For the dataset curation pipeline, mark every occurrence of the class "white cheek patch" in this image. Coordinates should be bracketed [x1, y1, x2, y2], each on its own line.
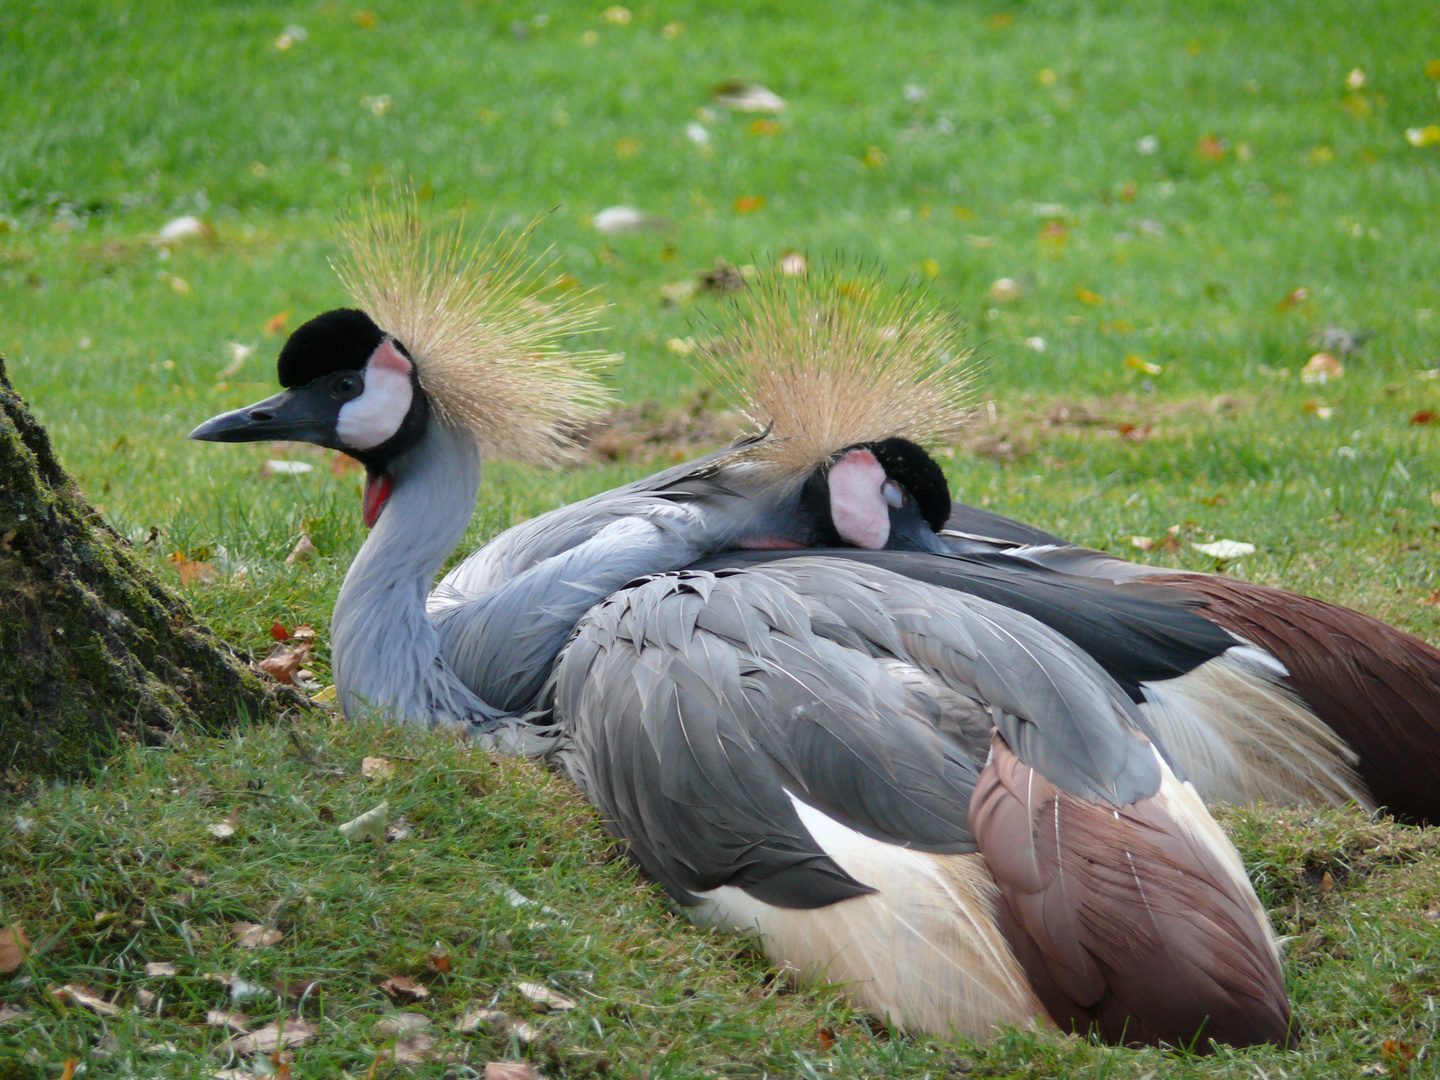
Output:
[336, 339, 414, 451]
[828, 449, 890, 550]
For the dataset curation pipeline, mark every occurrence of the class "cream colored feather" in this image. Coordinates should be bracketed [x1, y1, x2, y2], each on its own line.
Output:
[699, 263, 975, 478]
[332, 189, 615, 466]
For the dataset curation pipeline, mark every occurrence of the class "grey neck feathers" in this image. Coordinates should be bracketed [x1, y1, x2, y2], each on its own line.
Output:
[329, 420, 547, 749]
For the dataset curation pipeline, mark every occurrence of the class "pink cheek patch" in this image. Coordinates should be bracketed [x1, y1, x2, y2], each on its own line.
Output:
[828, 449, 890, 550]
[369, 338, 412, 376]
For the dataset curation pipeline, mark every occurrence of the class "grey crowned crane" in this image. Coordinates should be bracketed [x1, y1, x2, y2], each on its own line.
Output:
[692, 270, 1440, 826]
[191, 224, 1293, 1048]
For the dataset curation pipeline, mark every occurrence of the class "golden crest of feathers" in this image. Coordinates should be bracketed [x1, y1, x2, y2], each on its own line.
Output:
[699, 263, 974, 478]
[332, 189, 615, 466]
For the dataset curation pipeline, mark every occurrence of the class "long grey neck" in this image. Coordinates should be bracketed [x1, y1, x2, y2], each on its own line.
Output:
[329, 421, 544, 748]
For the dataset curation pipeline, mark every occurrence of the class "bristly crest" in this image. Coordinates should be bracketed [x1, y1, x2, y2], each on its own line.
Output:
[332, 187, 615, 466]
[698, 261, 974, 478]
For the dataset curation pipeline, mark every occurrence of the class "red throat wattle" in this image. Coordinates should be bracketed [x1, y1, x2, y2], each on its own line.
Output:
[362, 473, 394, 528]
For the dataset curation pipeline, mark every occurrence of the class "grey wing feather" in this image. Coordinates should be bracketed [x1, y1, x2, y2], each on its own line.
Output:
[548, 558, 1162, 912]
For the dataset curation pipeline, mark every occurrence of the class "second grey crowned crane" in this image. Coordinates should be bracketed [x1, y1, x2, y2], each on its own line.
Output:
[191, 222, 1293, 1048]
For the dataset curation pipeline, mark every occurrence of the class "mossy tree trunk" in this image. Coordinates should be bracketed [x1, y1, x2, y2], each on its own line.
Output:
[0, 355, 309, 786]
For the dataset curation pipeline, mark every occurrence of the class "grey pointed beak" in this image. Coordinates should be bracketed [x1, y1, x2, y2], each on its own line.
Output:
[887, 503, 951, 555]
[189, 386, 337, 445]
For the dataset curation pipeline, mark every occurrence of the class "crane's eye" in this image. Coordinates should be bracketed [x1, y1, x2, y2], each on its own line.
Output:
[882, 479, 905, 509]
[331, 373, 364, 401]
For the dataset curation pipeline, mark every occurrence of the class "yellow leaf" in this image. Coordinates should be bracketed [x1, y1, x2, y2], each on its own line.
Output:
[922, 258, 940, 278]
[863, 146, 888, 168]
[1301, 352, 1344, 383]
[603, 6, 632, 24]
[1308, 145, 1334, 165]
[1074, 286, 1103, 306]
[749, 118, 780, 136]
[353, 10, 377, 27]
[1037, 68, 1057, 87]
[615, 137, 640, 159]
[733, 195, 765, 214]
[1405, 125, 1440, 148]
[1426, 59, 1440, 81]
[1125, 353, 1162, 375]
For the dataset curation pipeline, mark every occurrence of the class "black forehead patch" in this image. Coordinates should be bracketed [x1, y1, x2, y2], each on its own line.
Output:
[276, 308, 385, 388]
[867, 437, 952, 532]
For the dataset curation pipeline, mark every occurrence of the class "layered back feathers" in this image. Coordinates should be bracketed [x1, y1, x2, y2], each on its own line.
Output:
[333, 189, 615, 466]
[699, 264, 975, 477]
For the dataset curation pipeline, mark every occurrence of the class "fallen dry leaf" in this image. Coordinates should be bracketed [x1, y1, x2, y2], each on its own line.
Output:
[1304, 400, 1335, 420]
[260, 460, 315, 478]
[592, 206, 666, 234]
[988, 277, 1024, 302]
[392, 1033, 437, 1064]
[158, 216, 214, 243]
[817, 1025, 837, 1050]
[1301, 352, 1344, 384]
[136, 989, 157, 1011]
[169, 553, 218, 587]
[485, 1064, 538, 1080]
[711, 79, 786, 112]
[271, 977, 321, 1003]
[259, 643, 311, 686]
[206, 1009, 253, 1035]
[361, 756, 395, 780]
[1125, 354, 1162, 376]
[231, 1016, 318, 1055]
[456, 1005, 510, 1033]
[516, 981, 576, 1011]
[779, 252, 807, 275]
[376, 1012, 431, 1036]
[426, 948, 453, 974]
[1074, 286, 1103, 306]
[232, 922, 283, 949]
[339, 802, 389, 843]
[144, 961, 179, 978]
[1196, 133, 1227, 160]
[1276, 286, 1310, 311]
[270, 620, 291, 641]
[0, 924, 29, 973]
[733, 195, 765, 214]
[1131, 536, 1156, 552]
[207, 821, 237, 839]
[52, 984, 121, 1016]
[1410, 409, 1438, 425]
[284, 534, 318, 566]
[1192, 539, 1256, 560]
[204, 971, 270, 1003]
[263, 310, 291, 336]
[1420, 591, 1440, 607]
[58, 1060, 77, 1080]
[379, 975, 430, 1000]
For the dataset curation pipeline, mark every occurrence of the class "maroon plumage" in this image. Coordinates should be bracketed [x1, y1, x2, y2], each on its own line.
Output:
[1153, 573, 1440, 824]
[970, 734, 1296, 1050]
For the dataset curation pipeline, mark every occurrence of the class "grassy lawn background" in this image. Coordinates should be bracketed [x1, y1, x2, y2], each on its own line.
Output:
[2, 0, 1438, 1076]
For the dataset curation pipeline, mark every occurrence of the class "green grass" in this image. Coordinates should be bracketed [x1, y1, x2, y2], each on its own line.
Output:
[2, 0, 1439, 1075]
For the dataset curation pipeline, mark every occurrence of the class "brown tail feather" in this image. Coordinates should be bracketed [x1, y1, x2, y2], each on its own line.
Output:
[1152, 573, 1440, 825]
[969, 734, 1296, 1050]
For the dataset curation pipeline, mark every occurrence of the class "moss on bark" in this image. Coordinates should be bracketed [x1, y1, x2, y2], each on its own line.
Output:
[0, 355, 310, 785]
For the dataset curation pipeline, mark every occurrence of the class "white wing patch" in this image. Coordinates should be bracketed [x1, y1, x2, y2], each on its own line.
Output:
[690, 792, 1044, 1039]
